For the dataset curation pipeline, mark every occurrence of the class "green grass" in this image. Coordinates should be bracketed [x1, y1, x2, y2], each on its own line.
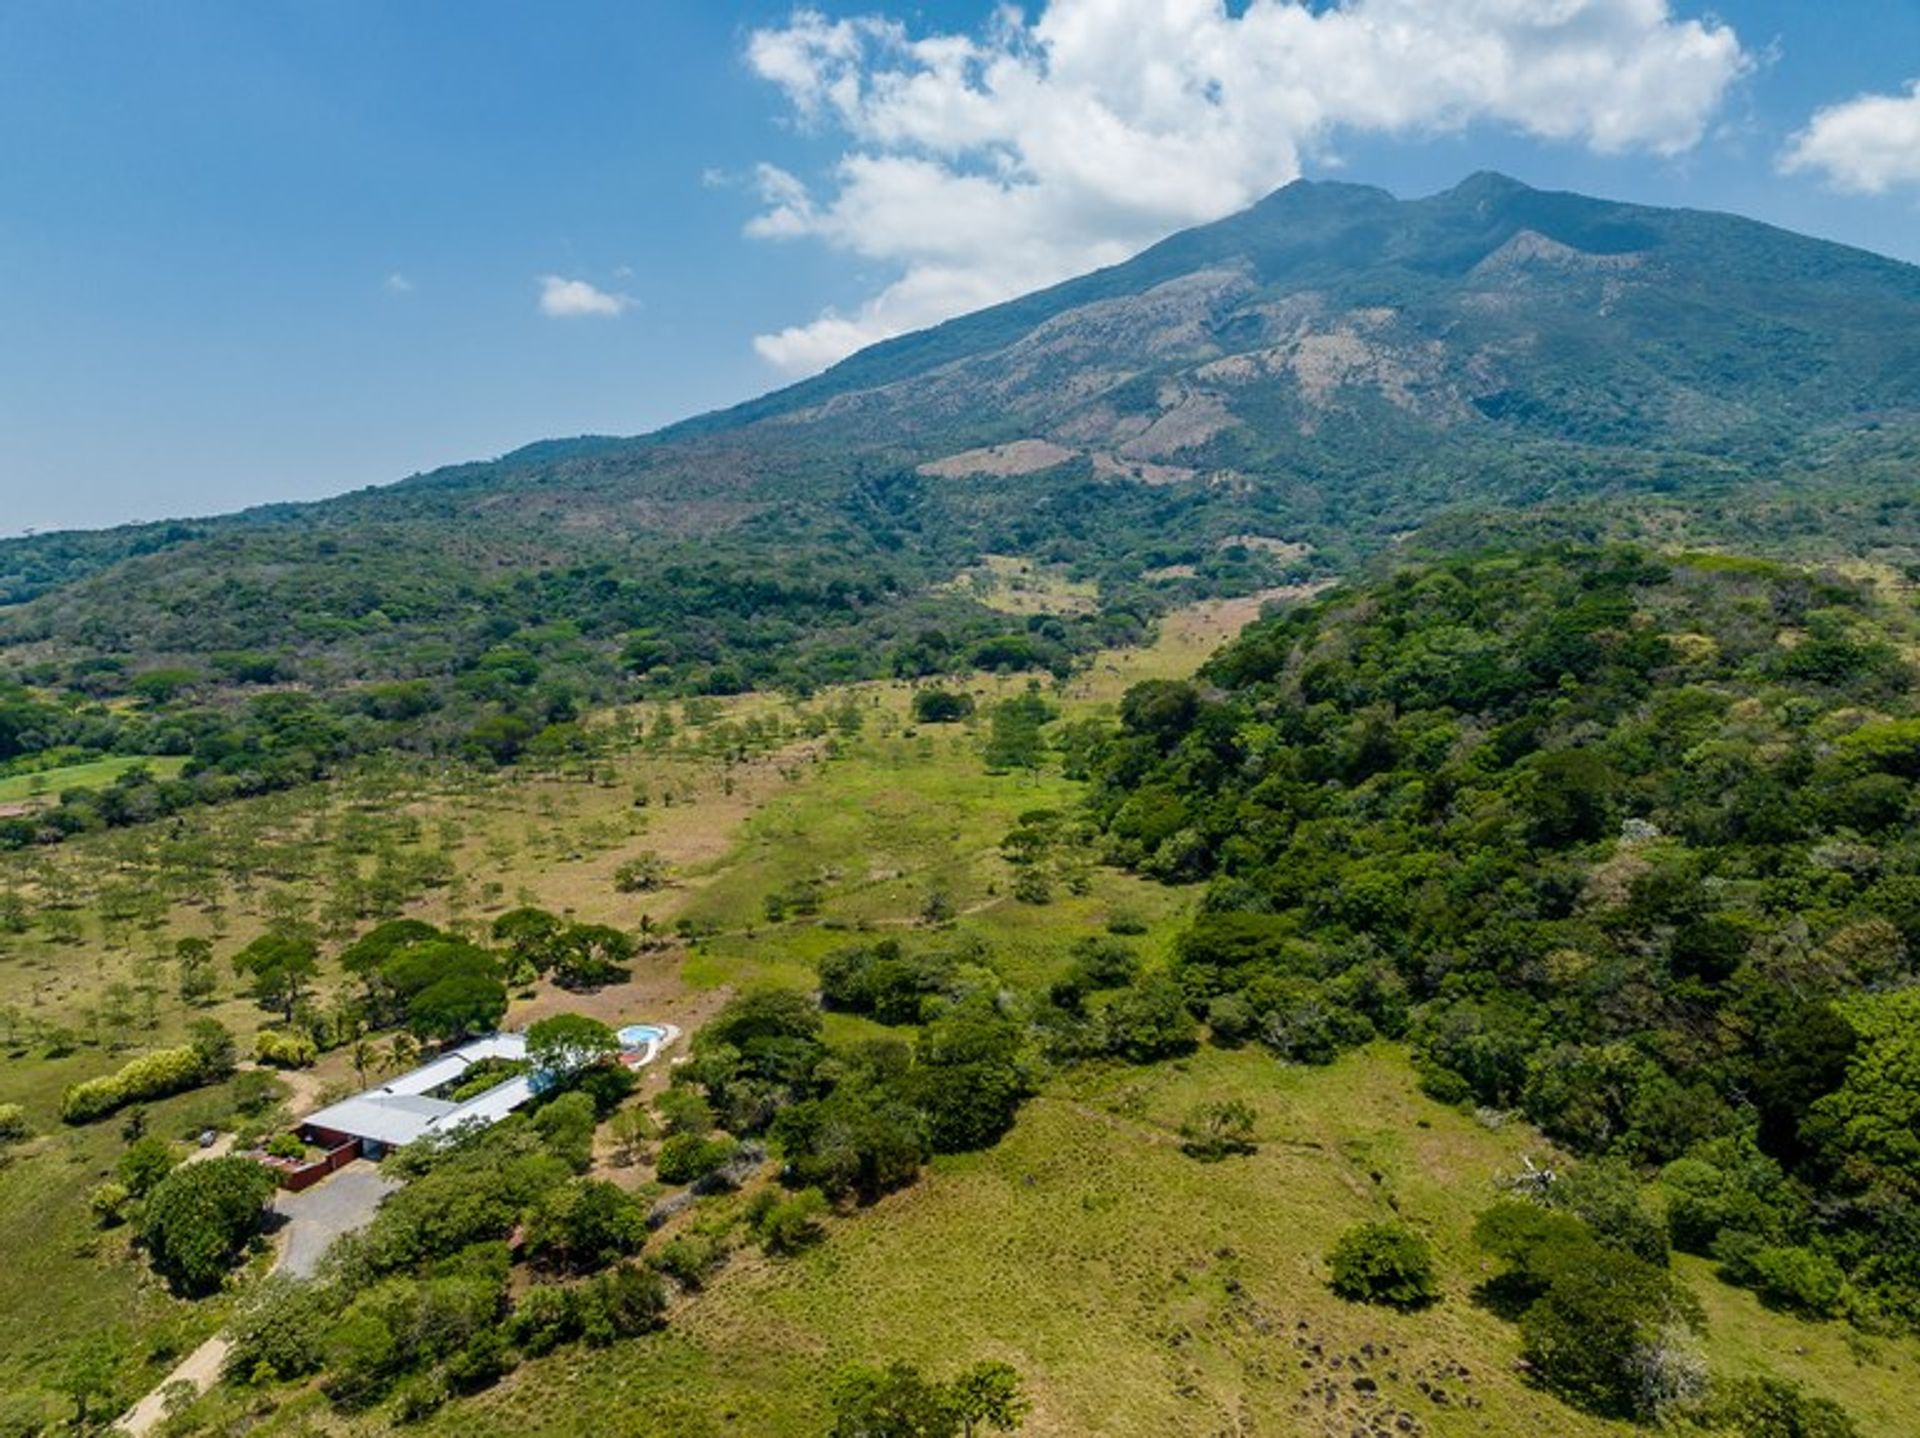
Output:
[0, 754, 187, 806]
[0, 1074, 249, 1428]
[426, 1044, 1920, 1438]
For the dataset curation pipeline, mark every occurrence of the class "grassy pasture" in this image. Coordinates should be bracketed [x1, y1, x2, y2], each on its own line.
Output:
[0, 754, 188, 807]
[428, 1044, 1920, 1438]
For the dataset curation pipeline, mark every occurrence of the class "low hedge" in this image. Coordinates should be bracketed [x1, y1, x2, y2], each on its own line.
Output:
[255, 1030, 319, 1069]
[60, 1045, 208, 1123]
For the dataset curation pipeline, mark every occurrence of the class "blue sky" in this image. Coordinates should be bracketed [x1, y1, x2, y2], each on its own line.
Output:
[2, 0, 1918, 535]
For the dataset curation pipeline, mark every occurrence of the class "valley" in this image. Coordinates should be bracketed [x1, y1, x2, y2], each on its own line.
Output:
[3, 574, 1916, 1436]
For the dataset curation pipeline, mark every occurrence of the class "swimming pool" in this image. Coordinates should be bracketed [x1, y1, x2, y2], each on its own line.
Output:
[617, 1023, 668, 1049]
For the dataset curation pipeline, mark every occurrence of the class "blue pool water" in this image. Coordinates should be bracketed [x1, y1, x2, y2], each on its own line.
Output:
[617, 1023, 667, 1049]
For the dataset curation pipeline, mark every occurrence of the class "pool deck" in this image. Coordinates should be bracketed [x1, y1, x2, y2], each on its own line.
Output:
[617, 1023, 682, 1069]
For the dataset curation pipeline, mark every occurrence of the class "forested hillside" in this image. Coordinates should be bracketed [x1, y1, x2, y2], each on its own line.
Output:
[6, 175, 1920, 841]
[1085, 548, 1920, 1327]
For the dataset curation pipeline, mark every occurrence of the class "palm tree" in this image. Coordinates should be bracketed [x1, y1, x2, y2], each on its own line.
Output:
[384, 1032, 419, 1077]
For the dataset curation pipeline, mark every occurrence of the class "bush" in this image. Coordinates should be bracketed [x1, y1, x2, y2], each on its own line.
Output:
[613, 853, 671, 893]
[118, 1134, 181, 1196]
[61, 1045, 207, 1123]
[652, 1232, 725, 1290]
[506, 1284, 578, 1357]
[224, 1275, 333, 1384]
[255, 1029, 319, 1069]
[0, 1103, 30, 1144]
[1178, 1099, 1256, 1161]
[911, 688, 975, 724]
[575, 1263, 667, 1345]
[655, 1087, 714, 1136]
[1745, 1245, 1850, 1318]
[655, 1133, 738, 1186]
[229, 1068, 284, 1116]
[88, 1181, 132, 1227]
[1701, 1375, 1860, 1438]
[1327, 1221, 1440, 1309]
[1102, 973, 1197, 1063]
[521, 1179, 648, 1273]
[747, 1186, 829, 1255]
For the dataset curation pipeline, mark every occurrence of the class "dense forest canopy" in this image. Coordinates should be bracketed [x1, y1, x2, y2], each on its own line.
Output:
[1086, 547, 1920, 1321]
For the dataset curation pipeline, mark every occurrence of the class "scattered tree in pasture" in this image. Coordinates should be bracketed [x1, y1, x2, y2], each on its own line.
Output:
[1327, 1221, 1440, 1310]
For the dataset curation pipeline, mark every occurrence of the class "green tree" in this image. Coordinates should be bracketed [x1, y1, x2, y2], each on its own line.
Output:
[118, 1133, 180, 1197]
[1702, 1375, 1860, 1438]
[526, 1013, 620, 1081]
[549, 923, 636, 990]
[522, 1178, 648, 1273]
[830, 1362, 960, 1438]
[137, 1155, 278, 1294]
[911, 688, 975, 724]
[1327, 1221, 1440, 1309]
[231, 933, 319, 1022]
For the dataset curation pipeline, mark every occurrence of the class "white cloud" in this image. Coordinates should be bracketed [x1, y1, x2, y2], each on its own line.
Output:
[536, 274, 632, 318]
[744, 0, 1751, 374]
[385, 272, 415, 294]
[1781, 80, 1920, 193]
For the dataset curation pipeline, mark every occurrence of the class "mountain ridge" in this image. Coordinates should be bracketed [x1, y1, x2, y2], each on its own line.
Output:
[5, 170, 1920, 704]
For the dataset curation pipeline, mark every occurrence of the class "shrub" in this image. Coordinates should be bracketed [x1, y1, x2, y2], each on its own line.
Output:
[1701, 1375, 1860, 1438]
[575, 1263, 667, 1345]
[229, 1068, 283, 1116]
[613, 852, 671, 892]
[1178, 1099, 1257, 1161]
[224, 1275, 333, 1383]
[88, 1181, 132, 1227]
[1327, 1221, 1440, 1309]
[185, 1018, 238, 1078]
[255, 1029, 319, 1069]
[747, 1186, 829, 1255]
[910, 688, 975, 724]
[118, 1134, 181, 1196]
[654, 1087, 714, 1136]
[506, 1284, 578, 1357]
[531, 1091, 598, 1172]
[652, 1232, 725, 1290]
[60, 1045, 206, 1123]
[0, 1103, 30, 1144]
[1745, 1245, 1850, 1318]
[521, 1179, 648, 1273]
[1102, 973, 1197, 1063]
[655, 1133, 738, 1186]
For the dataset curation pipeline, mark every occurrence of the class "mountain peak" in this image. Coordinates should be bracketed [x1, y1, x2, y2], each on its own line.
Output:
[1445, 170, 1534, 200]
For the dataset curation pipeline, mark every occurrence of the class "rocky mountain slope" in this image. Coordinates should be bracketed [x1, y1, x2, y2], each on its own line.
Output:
[4, 172, 1919, 689]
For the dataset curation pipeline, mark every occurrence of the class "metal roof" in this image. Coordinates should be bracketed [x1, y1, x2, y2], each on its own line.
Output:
[300, 1032, 534, 1146]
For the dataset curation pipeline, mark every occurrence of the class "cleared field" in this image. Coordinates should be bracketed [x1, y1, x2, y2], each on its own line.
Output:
[0, 754, 187, 806]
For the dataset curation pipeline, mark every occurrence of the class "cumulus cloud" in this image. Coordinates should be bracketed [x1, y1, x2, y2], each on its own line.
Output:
[743, 0, 1750, 374]
[1781, 80, 1920, 193]
[385, 272, 415, 294]
[536, 274, 632, 318]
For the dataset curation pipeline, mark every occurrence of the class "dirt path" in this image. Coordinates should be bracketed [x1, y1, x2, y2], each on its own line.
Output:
[114, 1334, 230, 1436]
[113, 1165, 396, 1433]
